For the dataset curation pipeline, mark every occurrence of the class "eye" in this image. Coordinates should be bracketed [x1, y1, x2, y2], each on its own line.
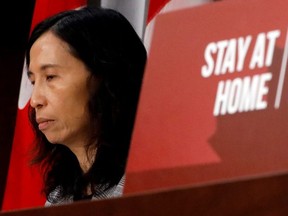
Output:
[46, 75, 55, 81]
[27, 71, 35, 85]
[28, 77, 35, 85]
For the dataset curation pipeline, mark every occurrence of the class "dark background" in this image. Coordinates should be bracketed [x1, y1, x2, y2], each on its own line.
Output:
[0, 0, 35, 208]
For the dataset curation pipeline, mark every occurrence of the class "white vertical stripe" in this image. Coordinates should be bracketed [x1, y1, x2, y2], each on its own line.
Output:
[18, 61, 33, 109]
[274, 28, 288, 109]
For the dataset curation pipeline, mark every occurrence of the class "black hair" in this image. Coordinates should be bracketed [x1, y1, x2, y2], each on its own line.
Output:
[26, 6, 147, 202]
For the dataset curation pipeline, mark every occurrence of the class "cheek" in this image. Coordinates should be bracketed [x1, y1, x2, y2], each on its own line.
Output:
[49, 76, 93, 136]
[54, 84, 90, 116]
[58, 91, 91, 128]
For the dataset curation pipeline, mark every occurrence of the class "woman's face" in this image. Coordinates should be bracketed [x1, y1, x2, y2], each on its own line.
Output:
[28, 31, 95, 149]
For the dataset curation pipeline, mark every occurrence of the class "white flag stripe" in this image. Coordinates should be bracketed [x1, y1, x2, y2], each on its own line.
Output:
[18, 61, 33, 110]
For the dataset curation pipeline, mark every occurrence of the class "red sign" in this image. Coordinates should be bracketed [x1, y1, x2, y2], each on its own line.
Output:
[125, 0, 288, 194]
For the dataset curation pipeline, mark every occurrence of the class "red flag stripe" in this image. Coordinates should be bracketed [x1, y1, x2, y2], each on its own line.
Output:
[147, 0, 170, 24]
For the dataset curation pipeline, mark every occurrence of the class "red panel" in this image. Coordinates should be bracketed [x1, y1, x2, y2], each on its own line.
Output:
[125, 0, 288, 194]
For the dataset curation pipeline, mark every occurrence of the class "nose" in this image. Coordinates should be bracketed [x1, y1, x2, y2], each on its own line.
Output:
[30, 82, 46, 109]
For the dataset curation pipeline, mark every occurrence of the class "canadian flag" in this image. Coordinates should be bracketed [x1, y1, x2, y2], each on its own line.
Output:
[2, 0, 86, 211]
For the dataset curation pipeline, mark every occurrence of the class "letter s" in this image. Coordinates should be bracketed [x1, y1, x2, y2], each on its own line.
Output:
[201, 42, 216, 78]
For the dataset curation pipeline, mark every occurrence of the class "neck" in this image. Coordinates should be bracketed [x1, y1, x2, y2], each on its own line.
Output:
[69, 144, 97, 173]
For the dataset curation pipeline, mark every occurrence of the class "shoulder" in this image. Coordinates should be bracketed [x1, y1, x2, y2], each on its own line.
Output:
[45, 186, 73, 207]
[92, 175, 125, 200]
[45, 176, 126, 206]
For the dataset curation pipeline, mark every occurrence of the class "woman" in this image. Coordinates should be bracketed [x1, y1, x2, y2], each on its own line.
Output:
[26, 6, 147, 205]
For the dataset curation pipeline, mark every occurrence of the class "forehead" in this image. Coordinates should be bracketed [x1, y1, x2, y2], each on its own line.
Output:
[29, 31, 72, 69]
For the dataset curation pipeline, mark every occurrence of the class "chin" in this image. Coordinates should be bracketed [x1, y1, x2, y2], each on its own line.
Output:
[46, 139, 59, 144]
[45, 135, 62, 144]
[43, 131, 63, 144]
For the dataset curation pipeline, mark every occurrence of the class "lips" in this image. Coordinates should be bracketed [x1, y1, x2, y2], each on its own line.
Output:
[36, 118, 54, 130]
